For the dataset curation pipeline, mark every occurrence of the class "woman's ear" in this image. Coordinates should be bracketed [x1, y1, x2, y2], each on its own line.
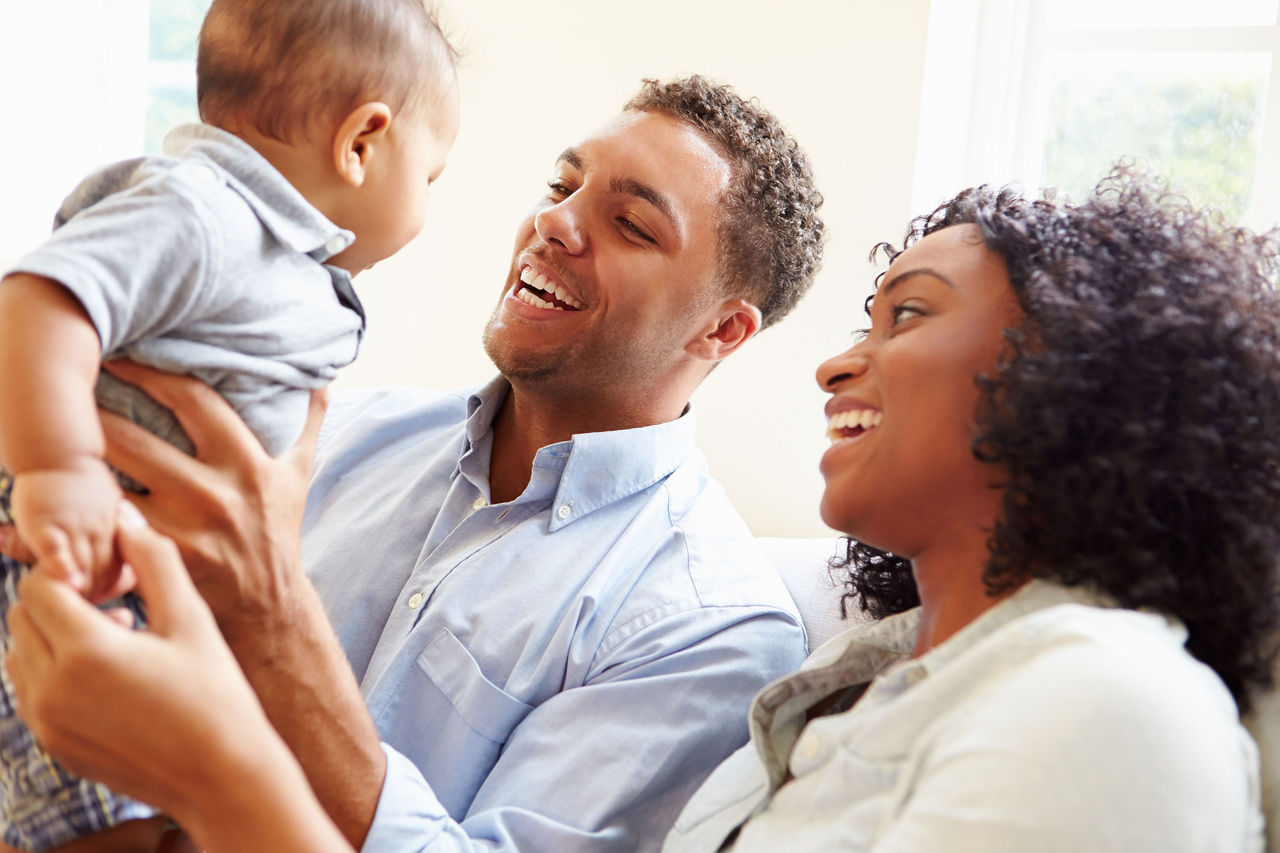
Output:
[685, 298, 763, 363]
[332, 102, 392, 187]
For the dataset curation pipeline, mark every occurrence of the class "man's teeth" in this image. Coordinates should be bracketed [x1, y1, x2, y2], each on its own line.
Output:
[826, 409, 883, 443]
[517, 287, 563, 310]
[518, 266, 584, 309]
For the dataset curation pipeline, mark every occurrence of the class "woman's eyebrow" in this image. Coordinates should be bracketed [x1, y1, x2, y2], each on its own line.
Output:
[880, 267, 956, 295]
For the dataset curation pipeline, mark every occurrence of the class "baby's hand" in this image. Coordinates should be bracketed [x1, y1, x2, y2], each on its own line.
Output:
[10, 459, 123, 598]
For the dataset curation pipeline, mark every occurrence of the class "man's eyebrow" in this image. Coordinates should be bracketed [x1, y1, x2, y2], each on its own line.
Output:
[556, 147, 584, 170]
[880, 267, 956, 295]
[610, 177, 677, 228]
[553, 146, 677, 229]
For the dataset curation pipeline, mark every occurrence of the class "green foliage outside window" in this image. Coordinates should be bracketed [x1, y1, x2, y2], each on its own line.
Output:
[149, 0, 210, 62]
[1042, 61, 1266, 221]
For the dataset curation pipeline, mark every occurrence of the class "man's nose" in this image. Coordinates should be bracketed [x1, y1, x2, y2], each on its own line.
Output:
[534, 198, 588, 255]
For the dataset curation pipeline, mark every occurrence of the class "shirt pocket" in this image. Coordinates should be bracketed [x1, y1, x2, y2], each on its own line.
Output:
[416, 628, 532, 742]
[374, 627, 533, 819]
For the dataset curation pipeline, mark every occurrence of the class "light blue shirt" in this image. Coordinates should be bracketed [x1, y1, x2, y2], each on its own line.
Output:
[302, 379, 809, 852]
[664, 580, 1264, 852]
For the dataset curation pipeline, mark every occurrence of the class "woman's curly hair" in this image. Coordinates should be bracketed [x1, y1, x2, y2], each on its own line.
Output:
[838, 167, 1280, 711]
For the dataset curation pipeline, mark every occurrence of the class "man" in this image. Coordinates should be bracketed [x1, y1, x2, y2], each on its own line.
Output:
[4, 76, 825, 852]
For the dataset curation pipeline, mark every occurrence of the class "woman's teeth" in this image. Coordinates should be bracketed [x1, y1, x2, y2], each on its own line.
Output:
[826, 409, 882, 443]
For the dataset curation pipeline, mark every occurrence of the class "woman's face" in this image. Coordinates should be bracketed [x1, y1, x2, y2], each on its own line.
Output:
[815, 224, 1021, 557]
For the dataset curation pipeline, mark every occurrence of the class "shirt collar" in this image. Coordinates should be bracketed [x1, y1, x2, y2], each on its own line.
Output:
[161, 123, 355, 262]
[457, 377, 699, 529]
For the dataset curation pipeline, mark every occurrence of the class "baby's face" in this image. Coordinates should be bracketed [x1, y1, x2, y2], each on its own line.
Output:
[349, 79, 460, 271]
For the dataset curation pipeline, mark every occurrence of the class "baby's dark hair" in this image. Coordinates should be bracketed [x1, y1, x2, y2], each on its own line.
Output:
[624, 76, 824, 330]
[838, 167, 1280, 711]
[198, 0, 456, 143]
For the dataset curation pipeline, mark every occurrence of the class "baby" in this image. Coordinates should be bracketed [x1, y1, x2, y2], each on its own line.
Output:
[0, 0, 458, 850]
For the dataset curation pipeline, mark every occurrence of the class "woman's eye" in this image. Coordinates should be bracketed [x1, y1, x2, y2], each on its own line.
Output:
[852, 327, 870, 343]
[891, 304, 925, 325]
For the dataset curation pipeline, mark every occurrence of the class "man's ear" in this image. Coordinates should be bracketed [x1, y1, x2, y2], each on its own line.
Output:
[333, 102, 393, 188]
[685, 298, 762, 363]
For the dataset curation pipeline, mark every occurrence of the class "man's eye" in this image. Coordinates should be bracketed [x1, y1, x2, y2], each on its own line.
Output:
[619, 217, 655, 243]
[547, 180, 572, 197]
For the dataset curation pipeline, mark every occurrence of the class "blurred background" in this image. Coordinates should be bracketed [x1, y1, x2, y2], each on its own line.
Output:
[1, 0, 1277, 536]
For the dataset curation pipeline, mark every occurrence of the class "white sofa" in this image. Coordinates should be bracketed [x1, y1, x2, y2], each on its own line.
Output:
[758, 535, 1279, 851]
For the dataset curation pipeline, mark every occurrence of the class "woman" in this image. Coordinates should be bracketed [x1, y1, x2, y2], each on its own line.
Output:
[664, 170, 1280, 850]
[7, 169, 1280, 852]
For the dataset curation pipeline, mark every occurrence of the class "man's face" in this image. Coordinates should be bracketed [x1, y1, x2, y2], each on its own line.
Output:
[482, 110, 732, 401]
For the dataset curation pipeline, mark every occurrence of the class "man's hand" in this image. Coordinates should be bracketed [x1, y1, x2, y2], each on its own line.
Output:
[94, 360, 325, 645]
[84, 361, 385, 847]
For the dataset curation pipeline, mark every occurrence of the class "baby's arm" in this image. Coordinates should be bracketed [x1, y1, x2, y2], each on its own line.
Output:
[0, 272, 120, 590]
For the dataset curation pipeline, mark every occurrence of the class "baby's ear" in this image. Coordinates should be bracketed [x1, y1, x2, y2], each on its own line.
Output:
[332, 102, 392, 187]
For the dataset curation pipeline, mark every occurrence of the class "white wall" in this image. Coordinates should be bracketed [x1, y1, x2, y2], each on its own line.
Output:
[342, 0, 932, 536]
[0, 0, 933, 537]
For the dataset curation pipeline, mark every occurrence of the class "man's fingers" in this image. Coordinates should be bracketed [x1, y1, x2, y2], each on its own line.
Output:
[102, 360, 260, 460]
[100, 410, 193, 494]
[0, 525, 36, 564]
[287, 388, 329, 477]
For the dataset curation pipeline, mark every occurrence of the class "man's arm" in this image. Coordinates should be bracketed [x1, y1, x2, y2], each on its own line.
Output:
[93, 361, 386, 848]
[58, 362, 805, 852]
[373, 609, 806, 851]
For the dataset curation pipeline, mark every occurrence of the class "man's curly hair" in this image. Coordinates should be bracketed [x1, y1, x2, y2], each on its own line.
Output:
[838, 167, 1280, 711]
[624, 76, 825, 329]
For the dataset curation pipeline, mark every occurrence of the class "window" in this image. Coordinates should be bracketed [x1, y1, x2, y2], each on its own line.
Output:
[0, 0, 208, 267]
[145, 0, 209, 152]
[913, 0, 1280, 230]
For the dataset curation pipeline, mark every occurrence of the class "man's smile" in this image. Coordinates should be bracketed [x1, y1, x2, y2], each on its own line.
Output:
[516, 264, 584, 311]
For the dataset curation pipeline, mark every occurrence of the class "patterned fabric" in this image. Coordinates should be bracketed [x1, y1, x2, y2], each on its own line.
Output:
[0, 475, 155, 850]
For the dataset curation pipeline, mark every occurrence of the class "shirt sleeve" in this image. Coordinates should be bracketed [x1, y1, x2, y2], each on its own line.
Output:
[6, 166, 219, 354]
[364, 607, 807, 853]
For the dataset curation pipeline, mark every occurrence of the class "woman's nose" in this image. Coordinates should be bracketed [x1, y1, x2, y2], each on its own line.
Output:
[816, 346, 870, 390]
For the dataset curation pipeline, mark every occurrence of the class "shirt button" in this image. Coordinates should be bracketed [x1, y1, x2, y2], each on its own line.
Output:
[407, 592, 424, 610]
[472, 497, 488, 510]
[324, 235, 347, 255]
[556, 504, 571, 519]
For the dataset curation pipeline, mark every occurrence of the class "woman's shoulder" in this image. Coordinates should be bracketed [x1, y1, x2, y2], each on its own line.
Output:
[982, 597, 1240, 723]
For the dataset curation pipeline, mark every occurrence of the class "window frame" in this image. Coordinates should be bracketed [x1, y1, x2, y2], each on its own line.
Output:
[911, 0, 1280, 230]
